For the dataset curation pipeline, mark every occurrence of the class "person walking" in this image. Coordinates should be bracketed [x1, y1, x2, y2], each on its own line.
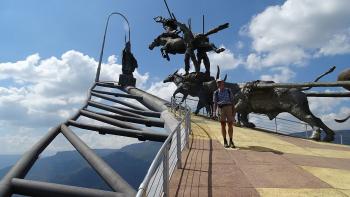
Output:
[213, 79, 235, 148]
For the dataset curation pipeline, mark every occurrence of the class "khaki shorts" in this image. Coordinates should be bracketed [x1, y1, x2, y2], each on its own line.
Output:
[219, 105, 234, 123]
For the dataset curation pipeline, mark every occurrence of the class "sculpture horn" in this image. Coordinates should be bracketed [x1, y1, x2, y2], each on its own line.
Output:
[216, 65, 220, 80]
[335, 114, 350, 123]
[223, 74, 227, 81]
[302, 66, 336, 91]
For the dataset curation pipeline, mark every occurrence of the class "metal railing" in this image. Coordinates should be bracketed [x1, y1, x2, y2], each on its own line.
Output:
[0, 81, 172, 197]
[248, 114, 309, 136]
[136, 97, 191, 197]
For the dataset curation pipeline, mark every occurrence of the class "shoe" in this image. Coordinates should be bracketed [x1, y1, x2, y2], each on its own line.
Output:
[229, 141, 236, 148]
[224, 142, 229, 148]
[224, 139, 229, 148]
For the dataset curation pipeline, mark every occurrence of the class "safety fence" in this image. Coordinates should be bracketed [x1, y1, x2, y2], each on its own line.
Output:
[136, 98, 191, 197]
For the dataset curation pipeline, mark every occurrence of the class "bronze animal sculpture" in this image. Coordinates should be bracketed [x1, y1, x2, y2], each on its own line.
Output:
[237, 81, 334, 142]
[163, 66, 223, 115]
[149, 36, 186, 60]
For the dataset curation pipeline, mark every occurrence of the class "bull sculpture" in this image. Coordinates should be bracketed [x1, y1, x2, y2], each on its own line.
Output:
[163, 66, 225, 116]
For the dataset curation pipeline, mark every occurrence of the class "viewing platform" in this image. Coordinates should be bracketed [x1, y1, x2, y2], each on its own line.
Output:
[169, 115, 350, 197]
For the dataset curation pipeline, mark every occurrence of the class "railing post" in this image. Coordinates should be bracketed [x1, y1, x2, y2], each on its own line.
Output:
[186, 111, 190, 148]
[176, 125, 182, 169]
[274, 118, 278, 133]
[305, 124, 308, 138]
[340, 135, 343, 145]
[162, 143, 169, 197]
[170, 97, 173, 113]
[188, 110, 191, 135]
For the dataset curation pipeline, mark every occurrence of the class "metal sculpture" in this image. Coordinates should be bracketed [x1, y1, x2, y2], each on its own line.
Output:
[236, 81, 335, 142]
[337, 68, 350, 90]
[149, 0, 228, 75]
[95, 12, 131, 82]
[163, 66, 224, 115]
[119, 41, 138, 87]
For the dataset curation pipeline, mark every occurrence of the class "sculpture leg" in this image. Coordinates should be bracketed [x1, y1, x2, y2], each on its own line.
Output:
[180, 94, 188, 104]
[240, 112, 255, 128]
[235, 113, 242, 127]
[161, 47, 170, 61]
[195, 101, 204, 115]
[190, 52, 200, 73]
[172, 87, 183, 100]
[290, 109, 334, 142]
[196, 51, 203, 67]
[184, 54, 190, 75]
[202, 52, 210, 76]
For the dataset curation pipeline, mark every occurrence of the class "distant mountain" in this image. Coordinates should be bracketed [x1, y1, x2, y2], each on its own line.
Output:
[0, 154, 22, 169]
[290, 130, 350, 145]
[0, 141, 162, 192]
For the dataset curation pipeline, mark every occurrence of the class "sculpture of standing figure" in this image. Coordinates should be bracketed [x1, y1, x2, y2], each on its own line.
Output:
[119, 41, 138, 87]
[122, 41, 138, 76]
[175, 21, 200, 75]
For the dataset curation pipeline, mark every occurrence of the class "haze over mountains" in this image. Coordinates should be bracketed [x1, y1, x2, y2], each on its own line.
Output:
[0, 141, 161, 190]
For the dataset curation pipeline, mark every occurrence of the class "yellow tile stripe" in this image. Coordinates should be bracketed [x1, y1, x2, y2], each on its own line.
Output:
[257, 188, 348, 197]
[301, 166, 350, 190]
[190, 115, 350, 159]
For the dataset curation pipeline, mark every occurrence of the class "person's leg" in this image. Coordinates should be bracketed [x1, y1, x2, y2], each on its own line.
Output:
[220, 107, 229, 147]
[228, 122, 235, 148]
[221, 121, 227, 146]
[226, 106, 235, 148]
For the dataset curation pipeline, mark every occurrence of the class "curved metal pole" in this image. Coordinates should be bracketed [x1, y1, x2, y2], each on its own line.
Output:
[95, 12, 131, 82]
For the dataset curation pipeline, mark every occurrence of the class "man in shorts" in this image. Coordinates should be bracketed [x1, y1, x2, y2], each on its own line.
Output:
[213, 79, 235, 148]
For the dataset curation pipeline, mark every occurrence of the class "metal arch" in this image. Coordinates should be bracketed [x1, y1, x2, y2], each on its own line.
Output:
[95, 12, 131, 82]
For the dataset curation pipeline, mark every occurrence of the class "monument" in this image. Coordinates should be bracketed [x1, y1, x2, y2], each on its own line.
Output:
[119, 41, 138, 87]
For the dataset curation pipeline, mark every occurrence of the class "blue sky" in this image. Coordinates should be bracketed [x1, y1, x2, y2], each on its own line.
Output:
[1, 0, 350, 154]
[0, 0, 283, 81]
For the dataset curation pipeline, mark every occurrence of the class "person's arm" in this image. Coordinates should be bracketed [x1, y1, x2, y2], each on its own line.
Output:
[213, 91, 218, 117]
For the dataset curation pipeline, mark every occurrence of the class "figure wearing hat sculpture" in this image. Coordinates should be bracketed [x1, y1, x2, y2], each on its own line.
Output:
[119, 41, 138, 87]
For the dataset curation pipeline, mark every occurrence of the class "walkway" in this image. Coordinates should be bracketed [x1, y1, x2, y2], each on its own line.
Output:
[169, 115, 350, 197]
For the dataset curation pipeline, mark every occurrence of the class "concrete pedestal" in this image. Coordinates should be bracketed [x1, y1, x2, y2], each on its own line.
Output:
[118, 74, 136, 87]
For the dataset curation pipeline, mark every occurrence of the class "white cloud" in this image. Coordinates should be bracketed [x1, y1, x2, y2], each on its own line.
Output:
[319, 107, 350, 130]
[318, 30, 350, 56]
[245, 0, 350, 69]
[260, 67, 296, 82]
[305, 89, 350, 130]
[0, 50, 149, 154]
[147, 81, 177, 101]
[205, 46, 242, 73]
[308, 89, 346, 114]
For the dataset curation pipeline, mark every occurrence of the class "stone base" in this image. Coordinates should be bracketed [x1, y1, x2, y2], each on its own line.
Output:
[118, 74, 136, 87]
